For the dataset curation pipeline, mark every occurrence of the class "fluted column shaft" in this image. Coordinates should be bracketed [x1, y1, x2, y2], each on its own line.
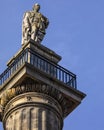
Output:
[2, 88, 63, 130]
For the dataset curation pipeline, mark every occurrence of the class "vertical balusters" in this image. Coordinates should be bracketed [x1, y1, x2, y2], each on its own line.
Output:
[0, 48, 77, 89]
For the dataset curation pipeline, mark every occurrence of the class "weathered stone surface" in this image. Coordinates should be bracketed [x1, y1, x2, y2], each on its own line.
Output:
[7, 41, 61, 67]
[21, 3, 49, 45]
[0, 72, 85, 130]
[3, 89, 63, 130]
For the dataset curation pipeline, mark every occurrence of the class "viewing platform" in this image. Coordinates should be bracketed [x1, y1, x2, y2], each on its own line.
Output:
[0, 42, 77, 90]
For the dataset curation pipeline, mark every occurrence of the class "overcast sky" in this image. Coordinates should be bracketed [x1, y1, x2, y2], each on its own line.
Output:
[0, 0, 104, 130]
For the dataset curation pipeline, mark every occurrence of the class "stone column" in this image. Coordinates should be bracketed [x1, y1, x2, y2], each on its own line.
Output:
[0, 80, 63, 130]
[0, 42, 86, 130]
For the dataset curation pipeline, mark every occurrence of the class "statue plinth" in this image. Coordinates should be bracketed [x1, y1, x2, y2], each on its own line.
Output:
[7, 40, 61, 67]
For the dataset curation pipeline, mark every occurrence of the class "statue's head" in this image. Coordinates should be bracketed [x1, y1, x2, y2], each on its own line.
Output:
[33, 3, 40, 12]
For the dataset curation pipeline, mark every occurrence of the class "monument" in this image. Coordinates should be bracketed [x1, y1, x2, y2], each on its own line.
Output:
[0, 3, 86, 130]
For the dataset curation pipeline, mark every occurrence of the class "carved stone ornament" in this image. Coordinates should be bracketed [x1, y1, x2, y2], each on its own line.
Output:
[0, 80, 74, 120]
[21, 3, 49, 45]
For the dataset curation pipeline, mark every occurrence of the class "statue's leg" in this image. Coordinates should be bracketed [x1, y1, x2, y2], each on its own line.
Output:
[31, 26, 37, 41]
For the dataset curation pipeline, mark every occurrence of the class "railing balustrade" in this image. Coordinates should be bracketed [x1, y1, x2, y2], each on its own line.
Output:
[0, 48, 77, 89]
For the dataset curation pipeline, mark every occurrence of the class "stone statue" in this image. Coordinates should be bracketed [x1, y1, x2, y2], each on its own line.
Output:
[22, 3, 49, 45]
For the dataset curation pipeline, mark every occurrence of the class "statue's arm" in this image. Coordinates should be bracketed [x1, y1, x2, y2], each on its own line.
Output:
[41, 15, 49, 28]
[22, 12, 31, 29]
[22, 12, 31, 44]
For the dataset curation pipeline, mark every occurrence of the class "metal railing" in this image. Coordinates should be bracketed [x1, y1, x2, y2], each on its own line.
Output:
[0, 49, 28, 86]
[0, 48, 77, 89]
